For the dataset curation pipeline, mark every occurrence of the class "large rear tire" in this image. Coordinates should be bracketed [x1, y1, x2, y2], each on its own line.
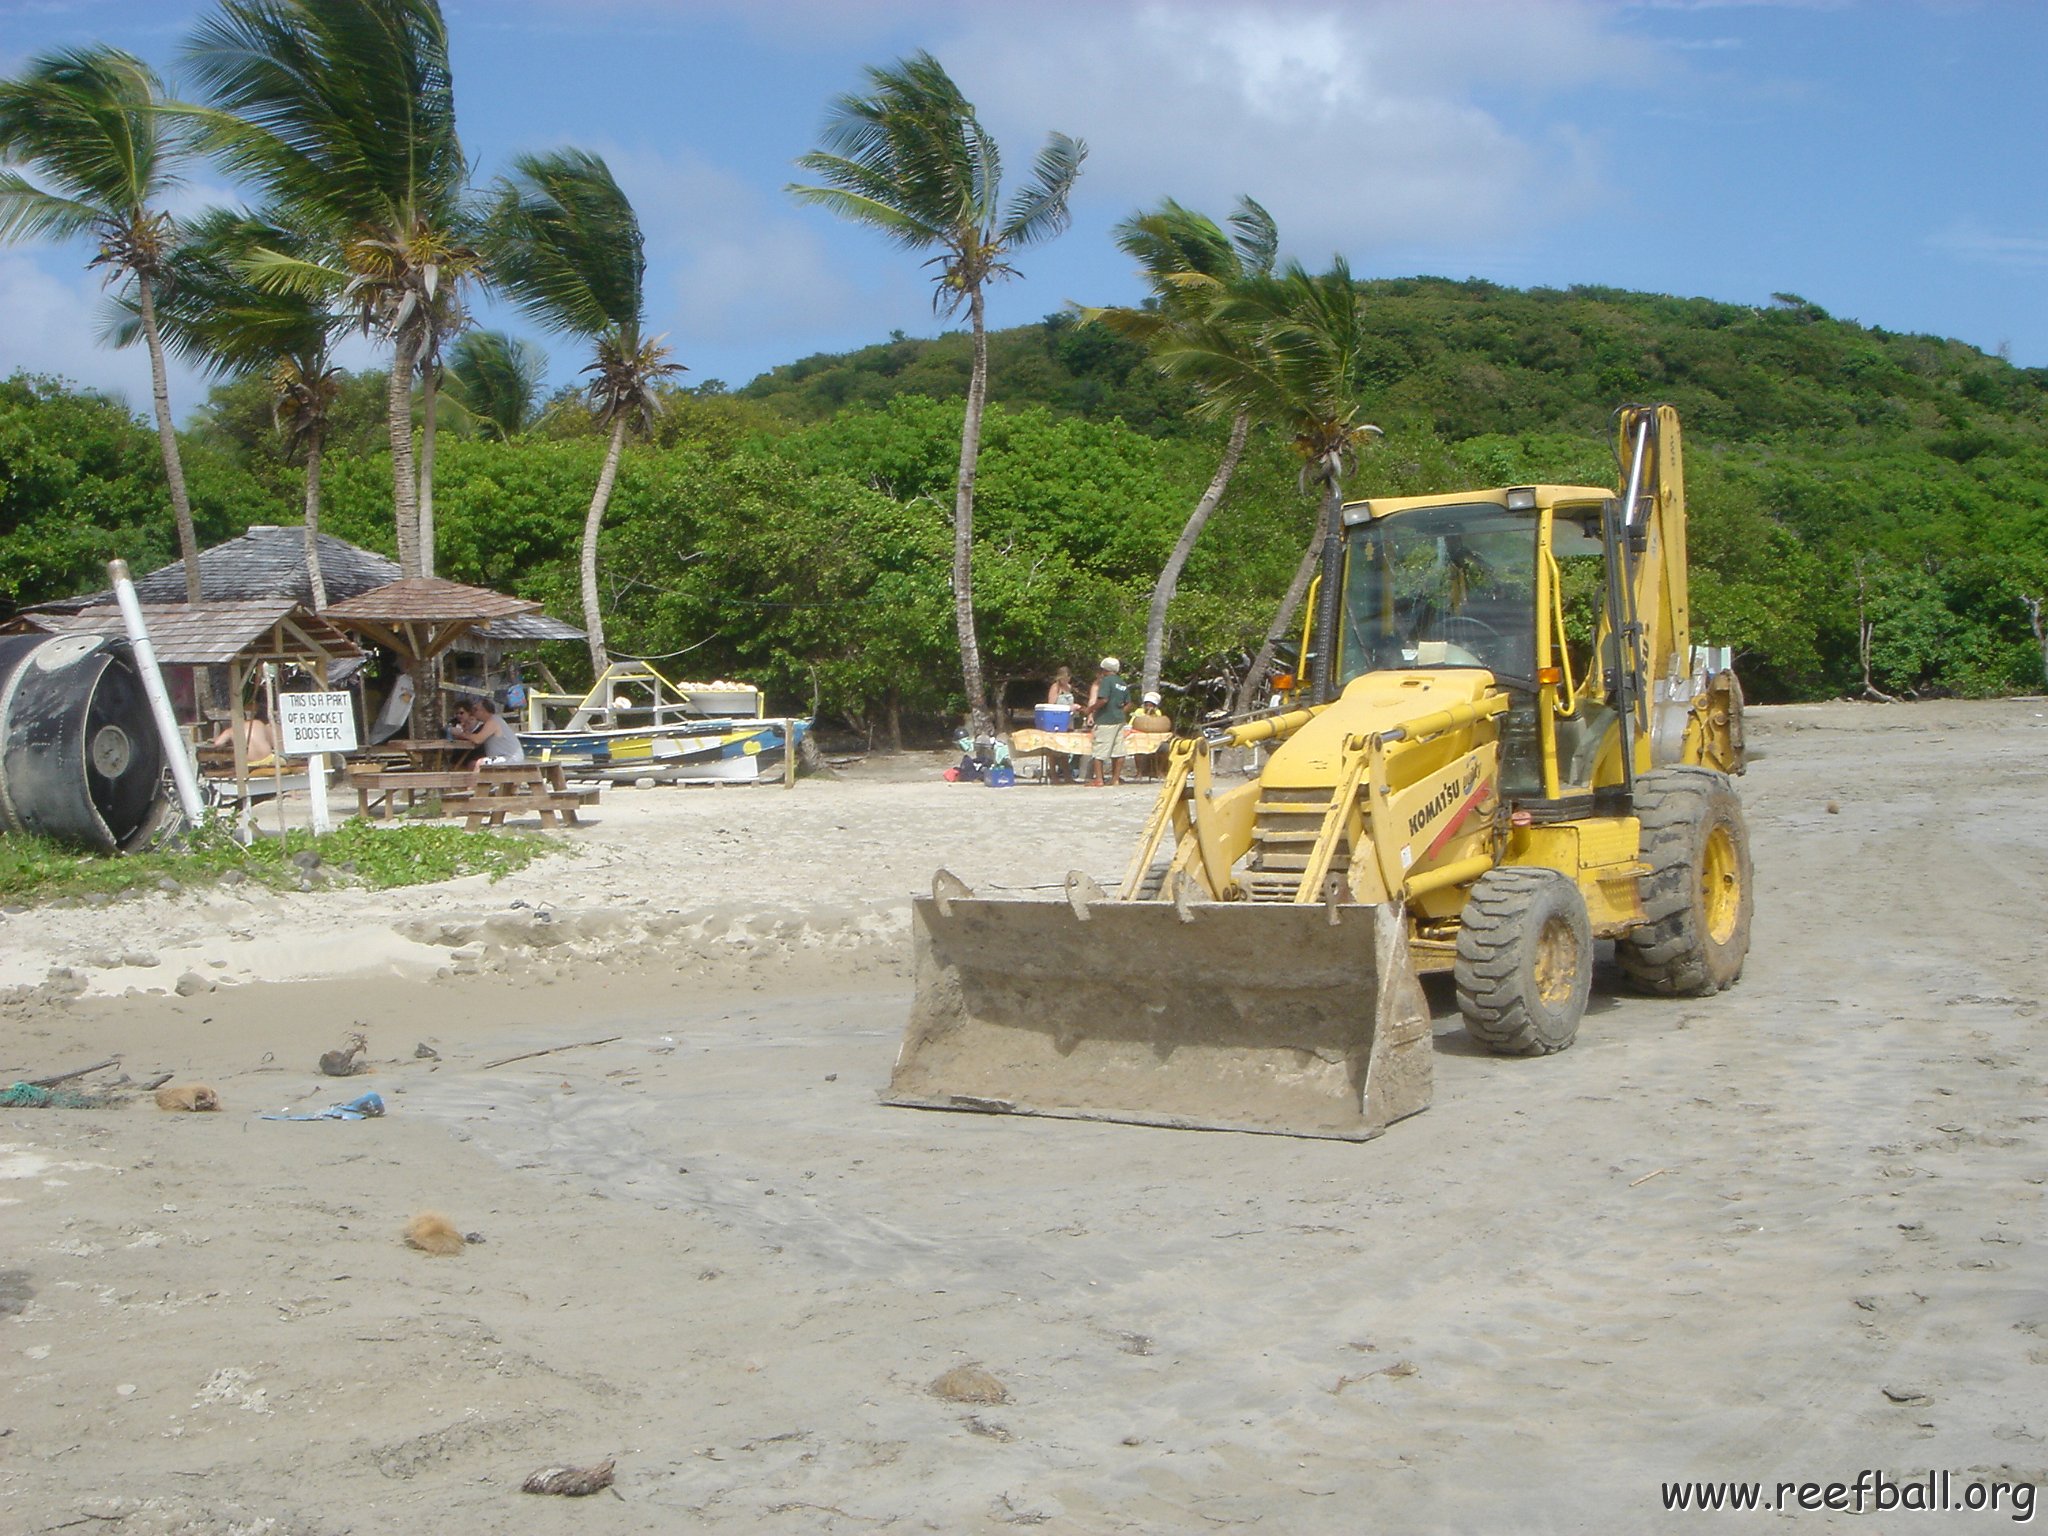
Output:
[1617, 767, 1752, 996]
[1455, 867, 1593, 1056]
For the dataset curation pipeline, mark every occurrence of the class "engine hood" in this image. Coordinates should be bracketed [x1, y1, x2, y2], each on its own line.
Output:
[1262, 671, 1499, 790]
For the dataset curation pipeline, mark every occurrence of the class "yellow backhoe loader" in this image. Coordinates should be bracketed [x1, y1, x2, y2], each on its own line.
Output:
[888, 404, 1751, 1140]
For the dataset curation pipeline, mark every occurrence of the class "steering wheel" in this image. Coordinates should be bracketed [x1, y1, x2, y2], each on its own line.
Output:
[1437, 614, 1504, 651]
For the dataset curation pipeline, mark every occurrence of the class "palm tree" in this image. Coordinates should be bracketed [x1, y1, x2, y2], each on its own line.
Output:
[1155, 257, 1382, 714]
[0, 46, 204, 603]
[184, 0, 478, 580]
[109, 207, 343, 607]
[409, 253, 471, 580]
[440, 329, 548, 441]
[1086, 196, 1277, 698]
[486, 149, 681, 675]
[788, 51, 1084, 738]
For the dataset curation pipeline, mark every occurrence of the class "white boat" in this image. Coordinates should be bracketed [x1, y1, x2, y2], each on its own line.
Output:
[516, 661, 808, 782]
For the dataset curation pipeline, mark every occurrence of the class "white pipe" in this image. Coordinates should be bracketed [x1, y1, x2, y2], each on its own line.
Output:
[307, 751, 332, 835]
[1621, 416, 1652, 529]
[108, 559, 205, 827]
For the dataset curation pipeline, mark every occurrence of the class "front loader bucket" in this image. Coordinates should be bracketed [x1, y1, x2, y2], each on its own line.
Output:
[885, 887, 1433, 1141]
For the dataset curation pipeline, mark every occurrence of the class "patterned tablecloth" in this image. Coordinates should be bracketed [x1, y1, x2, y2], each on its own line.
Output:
[1009, 728, 1173, 757]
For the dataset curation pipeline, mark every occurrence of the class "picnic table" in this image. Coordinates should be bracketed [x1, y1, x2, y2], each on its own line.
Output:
[355, 736, 475, 770]
[1006, 727, 1174, 783]
[348, 761, 597, 830]
[1009, 727, 1172, 758]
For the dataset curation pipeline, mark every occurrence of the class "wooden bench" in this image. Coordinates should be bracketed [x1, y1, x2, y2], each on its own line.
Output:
[349, 763, 597, 829]
[349, 767, 478, 821]
[460, 763, 592, 830]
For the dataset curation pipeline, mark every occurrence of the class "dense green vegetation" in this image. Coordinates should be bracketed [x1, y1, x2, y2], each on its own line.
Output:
[6, 278, 2047, 732]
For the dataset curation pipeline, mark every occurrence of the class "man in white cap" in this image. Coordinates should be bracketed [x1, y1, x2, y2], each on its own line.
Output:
[1083, 656, 1130, 786]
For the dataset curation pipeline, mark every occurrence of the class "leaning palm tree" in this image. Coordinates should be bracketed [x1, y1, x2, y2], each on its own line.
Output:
[1157, 257, 1382, 714]
[440, 329, 548, 442]
[486, 149, 681, 674]
[184, 0, 479, 580]
[109, 207, 344, 607]
[1086, 195, 1277, 698]
[0, 46, 204, 602]
[788, 52, 1084, 738]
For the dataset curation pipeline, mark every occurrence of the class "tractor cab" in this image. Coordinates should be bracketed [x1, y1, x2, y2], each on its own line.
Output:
[1308, 485, 1626, 802]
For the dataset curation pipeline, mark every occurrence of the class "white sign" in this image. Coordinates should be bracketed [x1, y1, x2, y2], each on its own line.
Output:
[278, 691, 359, 755]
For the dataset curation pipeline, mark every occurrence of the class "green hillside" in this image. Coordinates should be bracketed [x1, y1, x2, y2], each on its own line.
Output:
[745, 280, 2047, 444]
[6, 278, 2047, 731]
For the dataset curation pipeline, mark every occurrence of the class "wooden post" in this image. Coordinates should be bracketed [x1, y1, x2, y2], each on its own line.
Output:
[228, 658, 248, 806]
[308, 654, 332, 837]
[264, 664, 286, 840]
[783, 719, 797, 789]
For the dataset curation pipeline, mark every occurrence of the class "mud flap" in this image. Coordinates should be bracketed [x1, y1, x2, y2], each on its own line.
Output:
[885, 888, 1433, 1141]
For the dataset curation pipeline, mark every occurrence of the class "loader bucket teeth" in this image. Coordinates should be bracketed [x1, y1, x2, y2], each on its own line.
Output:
[885, 897, 1432, 1141]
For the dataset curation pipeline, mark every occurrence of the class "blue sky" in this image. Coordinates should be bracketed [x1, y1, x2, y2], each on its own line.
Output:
[2, 0, 2044, 417]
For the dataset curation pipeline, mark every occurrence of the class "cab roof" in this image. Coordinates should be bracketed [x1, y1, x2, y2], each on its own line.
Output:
[1341, 484, 1614, 523]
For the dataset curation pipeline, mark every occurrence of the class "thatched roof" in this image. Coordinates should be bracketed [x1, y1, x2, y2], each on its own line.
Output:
[31, 600, 363, 667]
[42, 525, 581, 644]
[325, 577, 539, 625]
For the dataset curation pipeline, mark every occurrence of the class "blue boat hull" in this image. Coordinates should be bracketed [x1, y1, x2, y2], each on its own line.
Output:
[519, 716, 809, 778]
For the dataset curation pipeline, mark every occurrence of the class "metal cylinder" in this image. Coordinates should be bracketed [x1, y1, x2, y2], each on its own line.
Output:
[0, 633, 168, 853]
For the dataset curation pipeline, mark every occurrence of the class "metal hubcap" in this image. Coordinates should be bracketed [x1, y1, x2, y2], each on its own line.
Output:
[1701, 824, 1741, 945]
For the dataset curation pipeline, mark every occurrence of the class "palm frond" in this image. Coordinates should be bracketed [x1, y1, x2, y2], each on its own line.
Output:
[0, 174, 105, 244]
[0, 45, 174, 224]
[183, 0, 463, 237]
[1227, 196, 1278, 278]
[242, 243, 347, 298]
[1001, 131, 1085, 249]
[113, 206, 338, 370]
[1075, 301, 1169, 346]
[1113, 200, 1233, 287]
[486, 147, 645, 340]
[785, 172, 946, 249]
[440, 327, 548, 438]
[792, 48, 1080, 310]
[1156, 256, 1377, 468]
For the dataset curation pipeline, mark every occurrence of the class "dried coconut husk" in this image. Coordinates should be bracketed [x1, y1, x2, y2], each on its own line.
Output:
[402, 1212, 465, 1256]
[522, 1458, 616, 1496]
[154, 1083, 220, 1112]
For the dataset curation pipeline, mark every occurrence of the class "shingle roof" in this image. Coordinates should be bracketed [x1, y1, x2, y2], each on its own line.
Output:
[41, 525, 581, 644]
[325, 577, 540, 625]
[36, 601, 364, 666]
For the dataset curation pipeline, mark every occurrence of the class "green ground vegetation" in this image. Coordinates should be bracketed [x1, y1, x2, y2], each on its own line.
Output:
[5, 280, 2046, 732]
[0, 819, 558, 904]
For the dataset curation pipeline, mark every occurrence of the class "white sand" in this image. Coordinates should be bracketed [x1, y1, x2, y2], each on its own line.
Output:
[2, 701, 2045, 1532]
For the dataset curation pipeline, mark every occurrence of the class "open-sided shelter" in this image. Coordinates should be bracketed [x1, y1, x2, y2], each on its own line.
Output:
[325, 579, 546, 732]
[30, 599, 363, 795]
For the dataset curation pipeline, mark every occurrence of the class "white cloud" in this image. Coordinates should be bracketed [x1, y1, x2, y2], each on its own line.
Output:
[931, 1, 1657, 262]
[0, 251, 210, 411]
[1929, 223, 2048, 270]
[600, 144, 906, 358]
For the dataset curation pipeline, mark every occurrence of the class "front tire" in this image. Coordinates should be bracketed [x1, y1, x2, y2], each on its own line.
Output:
[1455, 867, 1594, 1056]
[1617, 767, 1753, 996]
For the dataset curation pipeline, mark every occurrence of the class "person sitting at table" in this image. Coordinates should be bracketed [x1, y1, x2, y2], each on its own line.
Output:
[1127, 689, 1173, 779]
[452, 697, 526, 764]
[210, 697, 277, 768]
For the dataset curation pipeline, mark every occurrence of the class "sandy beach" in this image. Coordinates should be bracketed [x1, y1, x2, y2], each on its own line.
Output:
[3, 699, 2046, 1533]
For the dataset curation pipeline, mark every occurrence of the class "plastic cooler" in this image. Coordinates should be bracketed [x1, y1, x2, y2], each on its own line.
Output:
[1034, 704, 1074, 731]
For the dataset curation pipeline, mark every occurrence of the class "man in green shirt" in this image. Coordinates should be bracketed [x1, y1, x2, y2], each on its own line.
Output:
[1084, 656, 1130, 786]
